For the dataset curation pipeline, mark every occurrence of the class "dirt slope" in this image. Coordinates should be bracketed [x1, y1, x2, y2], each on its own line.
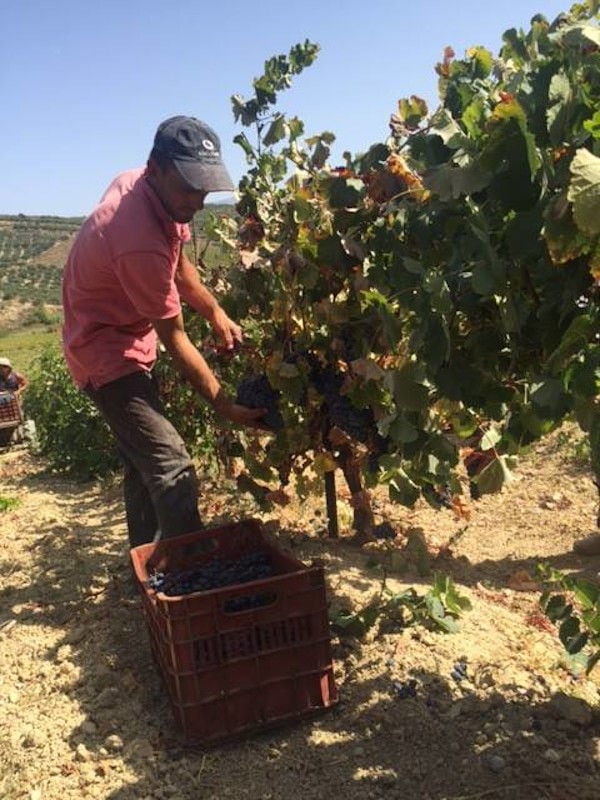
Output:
[0, 426, 599, 800]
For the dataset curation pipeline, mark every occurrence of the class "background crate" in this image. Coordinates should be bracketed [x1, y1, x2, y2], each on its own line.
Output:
[0, 392, 22, 427]
[130, 519, 338, 744]
[0, 392, 23, 446]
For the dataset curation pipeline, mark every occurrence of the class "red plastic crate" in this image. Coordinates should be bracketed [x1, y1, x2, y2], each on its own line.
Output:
[0, 392, 22, 427]
[130, 519, 338, 744]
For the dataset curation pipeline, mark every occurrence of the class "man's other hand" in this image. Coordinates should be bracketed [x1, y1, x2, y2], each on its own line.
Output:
[213, 392, 270, 430]
[208, 307, 242, 350]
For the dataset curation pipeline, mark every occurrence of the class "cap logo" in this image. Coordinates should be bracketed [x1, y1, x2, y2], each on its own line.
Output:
[202, 139, 215, 151]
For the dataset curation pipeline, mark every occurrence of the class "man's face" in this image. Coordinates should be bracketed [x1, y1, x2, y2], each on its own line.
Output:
[0, 366, 10, 378]
[146, 160, 207, 223]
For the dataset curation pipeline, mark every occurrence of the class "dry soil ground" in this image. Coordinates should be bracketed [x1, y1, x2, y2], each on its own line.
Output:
[1, 425, 600, 800]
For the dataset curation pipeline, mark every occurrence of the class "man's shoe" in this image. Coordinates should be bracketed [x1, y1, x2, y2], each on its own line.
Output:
[573, 533, 600, 556]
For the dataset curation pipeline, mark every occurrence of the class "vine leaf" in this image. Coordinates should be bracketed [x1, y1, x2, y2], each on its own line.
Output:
[472, 454, 513, 495]
[568, 148, 600, 236]
[423, 161, 490, 200]
[547, 71, 573, 146]
[479, 427, 501, 451]
[559, 616, 588, 655]
[388, 471, 420, 506]
[561, 23, 600, 49]
[395, 95, 429, 129]
[263, 114, 286, 146]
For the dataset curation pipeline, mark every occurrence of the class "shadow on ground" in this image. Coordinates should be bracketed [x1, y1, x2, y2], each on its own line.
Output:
[1, 457, 599, 800]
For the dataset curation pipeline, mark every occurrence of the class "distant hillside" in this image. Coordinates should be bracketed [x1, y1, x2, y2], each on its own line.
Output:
[0, 204, 236, 310]
[0, 215, 82, 305]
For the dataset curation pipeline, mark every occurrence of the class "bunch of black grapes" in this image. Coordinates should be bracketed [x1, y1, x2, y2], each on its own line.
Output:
[148, 550, 273, 597]
[337, 326, 362, 362]
[309, 362, 375, 443]
[235, 353, 390, 470]
[451, 660, 468, 682]
[303, 354, 391, 471]
[328, 394, 375, 441]
[236, 374, 283, 431]
[422, 483, 454, 510]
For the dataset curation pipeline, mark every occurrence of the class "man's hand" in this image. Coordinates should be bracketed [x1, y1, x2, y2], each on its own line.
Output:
[208, 306, 242, 350]
[153, 315, 271, 433]
[213, 392, 270, 430]
[175, 253, 243, 348]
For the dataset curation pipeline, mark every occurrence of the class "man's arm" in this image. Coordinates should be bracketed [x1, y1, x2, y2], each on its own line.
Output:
[152, 314, 264, 428]
[175, 252, 241, 348]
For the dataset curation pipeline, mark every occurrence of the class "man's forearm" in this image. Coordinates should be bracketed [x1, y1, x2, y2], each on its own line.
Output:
[175, 252, 241, 349]
[153, 316, 225, 408]
[175, 252, 219, 319]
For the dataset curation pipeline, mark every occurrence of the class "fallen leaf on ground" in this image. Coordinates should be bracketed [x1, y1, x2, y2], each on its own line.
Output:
[507, 569, 539, 592]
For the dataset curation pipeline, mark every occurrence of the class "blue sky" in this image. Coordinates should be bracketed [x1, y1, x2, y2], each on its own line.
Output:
[2, 0, 572, 216]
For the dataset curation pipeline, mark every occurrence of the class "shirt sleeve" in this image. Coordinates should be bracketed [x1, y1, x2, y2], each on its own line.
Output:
[115, 250, 182, 320]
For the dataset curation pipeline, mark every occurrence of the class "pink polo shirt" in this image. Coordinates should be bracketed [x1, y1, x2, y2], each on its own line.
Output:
[62, 168, 189, 389]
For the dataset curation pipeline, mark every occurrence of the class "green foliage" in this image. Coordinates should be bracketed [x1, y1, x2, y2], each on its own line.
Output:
[0, 325, 61, 375]
[186, 204, 236, 269]
[206, 7, 600, 524]
[23, 348, 119, 479]
[24, 302, 62, 327]
[330, 570, 472, 639]
[21, 340, 226, 481]
[538, 563, 600, 673]
[0, 495, 20, 512]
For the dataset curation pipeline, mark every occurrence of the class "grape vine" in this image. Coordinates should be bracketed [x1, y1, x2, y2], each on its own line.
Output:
[208, 4, 600, 538]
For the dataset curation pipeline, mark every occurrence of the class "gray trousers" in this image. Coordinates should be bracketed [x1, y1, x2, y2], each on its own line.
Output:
[85, 370, 202, 548]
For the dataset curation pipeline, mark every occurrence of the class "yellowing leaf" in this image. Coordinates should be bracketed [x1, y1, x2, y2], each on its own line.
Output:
[387, 153, 422, 186]
[328, 426, 353, 447]
[450, 495, 471, 522]
[266, 351, 284, 373]
[492, 95, 526, 124]
[313, 452, 338, 475]
[589, 239, 600, 279]
[507, 569, 539, 592]
[466, 46, 493, 78]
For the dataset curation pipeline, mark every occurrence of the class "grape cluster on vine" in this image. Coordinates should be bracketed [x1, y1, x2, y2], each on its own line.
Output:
[236, 374, 283, 431]
[235, 352, 389, 472]
[307, 359, 377, 443]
